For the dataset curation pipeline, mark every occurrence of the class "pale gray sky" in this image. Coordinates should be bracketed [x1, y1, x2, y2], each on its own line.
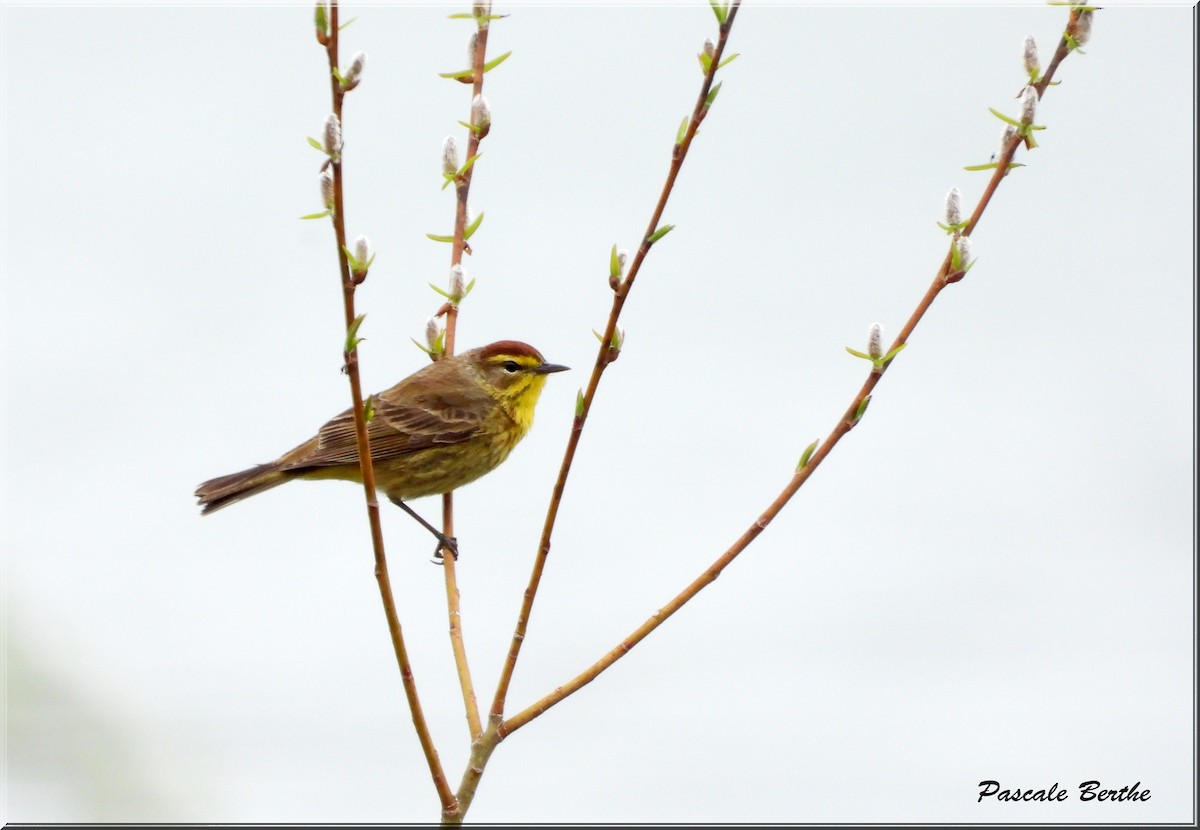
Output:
[3, 0, 1195, 823]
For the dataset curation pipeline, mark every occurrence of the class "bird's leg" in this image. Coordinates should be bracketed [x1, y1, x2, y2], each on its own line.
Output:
[387, 496, 459, 561]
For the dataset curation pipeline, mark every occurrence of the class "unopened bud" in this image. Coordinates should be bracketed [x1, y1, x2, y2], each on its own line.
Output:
[426, 317, 443, 351]
[999, 123, 1018, 156]
[955, 235, 972, 270]
[1022, 35, 1039, 77]
[449, 264, 467, 300]
[343, 51, 367, 90]
[442, 136, 459, 176]
[867, 323, 883, 360]
[944, 187, 962, 228]
[473, 0, 492, 27]
[1073, 10, 1093, 47]
[1019, 86, 1037, 126]
[617, 249, 629, 276]
[323, 113, 342, 158]
[467, 32, 478, 69]
[354, 235, 372, 267]
[319, 166, 335, 209]
[471, 94, 491, 132]
[703, 37, 715, 60]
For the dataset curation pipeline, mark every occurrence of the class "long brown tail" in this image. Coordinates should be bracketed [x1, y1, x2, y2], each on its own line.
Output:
[195, 463, 290, 515]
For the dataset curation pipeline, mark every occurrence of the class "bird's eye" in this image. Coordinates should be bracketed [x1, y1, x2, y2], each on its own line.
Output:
[503, 360, 520, 373]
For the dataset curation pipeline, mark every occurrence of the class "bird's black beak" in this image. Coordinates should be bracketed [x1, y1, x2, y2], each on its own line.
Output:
[533, 362, 570, 374]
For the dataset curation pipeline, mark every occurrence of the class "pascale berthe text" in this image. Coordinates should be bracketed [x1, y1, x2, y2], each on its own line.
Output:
[978, 780, 1150, 803]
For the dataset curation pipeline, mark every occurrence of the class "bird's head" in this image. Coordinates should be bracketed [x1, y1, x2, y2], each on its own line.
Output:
[466, 340, 569, 425]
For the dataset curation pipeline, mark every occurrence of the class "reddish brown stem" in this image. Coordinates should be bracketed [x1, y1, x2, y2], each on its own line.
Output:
[439, 14, 494, 745]
[323, 0, 454, 813]
[489, 1, 742, 728]
[500, 16, 1078, 735]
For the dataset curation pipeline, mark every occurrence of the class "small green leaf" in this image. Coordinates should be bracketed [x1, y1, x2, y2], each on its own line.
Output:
[345, 313, 367, 353]
[845, 347, 872, 361]
[429, 283, 453, 299]
[458, 153, 482, 176]
[411, 337, 434, 356]
[647, 224, 675, 245]
[853, 395, 872, 423]
[709, 0, 728, 25]
[426, 233, 456, 243]
[457, 119, 483, 135]
[698, 52, 712, 74]
[438, 69, 475, 80]
[575, 389, 585, 418]
[338, 16, 355, 30]
[307, 136, 325, 151]
[882, 343, 907, 365]
[481, 51, 512, 74]
[461, 278, 476, 299]
[704, 81, 723, 109]
[314, 2, 328, 33]
[717, 53, 740, 70]
[988, 107, 1022, 127]
[797, 439, 819, 471]
[300, 210, 331, 220]
[609, 244, 621, 278]
[363, 397, 375, 422]
[592, 329, 605, 343]
[463, 210, 485, 240]
[676, 116, 689, 146]
[441, 172, 457, 191]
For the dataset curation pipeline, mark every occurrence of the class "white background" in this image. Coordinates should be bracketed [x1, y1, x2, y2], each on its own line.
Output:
[3, 0, 1195, 823]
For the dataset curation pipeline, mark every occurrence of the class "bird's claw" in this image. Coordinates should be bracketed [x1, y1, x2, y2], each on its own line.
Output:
[430, 534, 459, 564]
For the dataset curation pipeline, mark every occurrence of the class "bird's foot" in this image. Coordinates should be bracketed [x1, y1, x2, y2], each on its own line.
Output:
[430, 534, 459, 564]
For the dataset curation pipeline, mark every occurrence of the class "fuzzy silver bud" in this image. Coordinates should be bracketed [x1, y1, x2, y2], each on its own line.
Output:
[466, 32, 478, 71]
[343, 51, 367, 89]
[617, 249, 629, 276]
[944, 187, 962, 228]
[473, 0, 492, 26]
[1020, 86, 1037, 126]
[354, 235, 372, 267]
[1000, 123, 1018, 155]
[319, 166, 335, 209]
[323, 113, 342, 158]
[867, 323, 883, 360]
[955, 235, 972, 269]
[449, 264, 467, 299]
[1073, 10, 1093, 47]
[426, 317, 443, 350]
[703, 37, 716, 60]
[1023, 35, 1039, 77]
[442, 136, 459, 176]
[471, 94, 491, 131]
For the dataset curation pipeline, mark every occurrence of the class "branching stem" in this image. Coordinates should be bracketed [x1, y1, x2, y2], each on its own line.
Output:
[488, 1, 743, 728]
[323, 0, 454, 812]
[500, 14, 1078, 735]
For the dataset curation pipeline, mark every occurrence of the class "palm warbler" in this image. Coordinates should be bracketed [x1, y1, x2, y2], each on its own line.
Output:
[195, 340, 568, 545]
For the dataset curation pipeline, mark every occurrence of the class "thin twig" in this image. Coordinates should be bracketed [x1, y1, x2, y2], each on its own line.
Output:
[501, 16, 1080, 736]
[489, 1, 743, 727]
[437, 11, 494, 745]
[321, 0, 455, 811]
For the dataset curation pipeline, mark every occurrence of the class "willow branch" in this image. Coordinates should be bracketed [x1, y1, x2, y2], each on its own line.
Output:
[501, 10, 1081, 736]
[320, 0, 454, 811]
[433, 11, 497, 746]
[488, 0, 742, 726]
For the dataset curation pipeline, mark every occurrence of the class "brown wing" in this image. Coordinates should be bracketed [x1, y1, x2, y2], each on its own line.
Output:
[280, 366, 494, 470]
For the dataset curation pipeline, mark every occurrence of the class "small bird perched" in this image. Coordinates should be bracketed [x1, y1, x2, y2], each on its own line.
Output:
[195, 340, 568, 553]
